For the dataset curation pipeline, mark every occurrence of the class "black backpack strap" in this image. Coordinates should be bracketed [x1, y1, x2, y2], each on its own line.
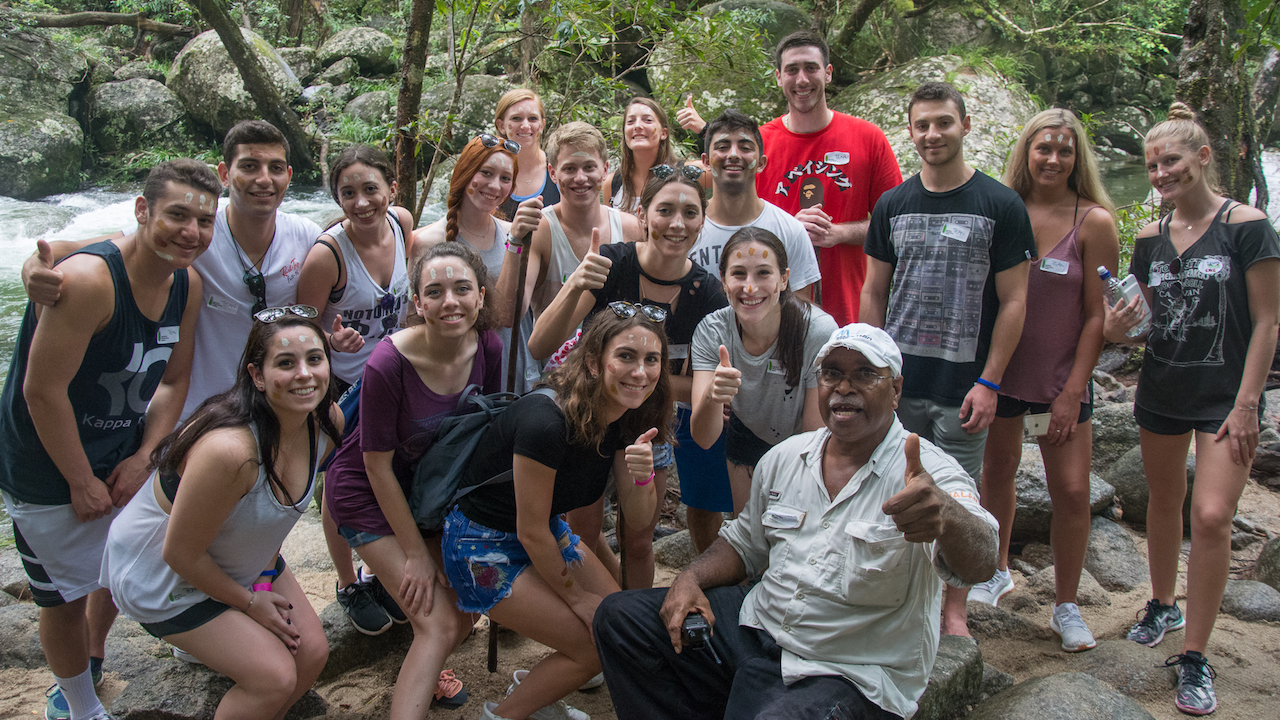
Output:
[448, 387, 558, 503]
[610, 172, 623, 199]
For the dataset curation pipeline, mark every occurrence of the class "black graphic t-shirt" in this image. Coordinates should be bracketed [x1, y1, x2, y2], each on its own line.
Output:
[1130, 203, 1280, 422]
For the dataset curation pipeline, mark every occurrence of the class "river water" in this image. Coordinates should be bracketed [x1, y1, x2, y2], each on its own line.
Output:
[0, 153, 1277, 521]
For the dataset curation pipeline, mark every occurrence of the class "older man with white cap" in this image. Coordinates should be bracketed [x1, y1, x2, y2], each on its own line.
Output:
[593, 323, 999, 720]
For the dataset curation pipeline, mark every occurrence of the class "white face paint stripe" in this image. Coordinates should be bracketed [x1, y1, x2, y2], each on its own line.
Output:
[445, 265, 454, 279]
[678, 193, 687, 204]
[1057, 134, 1063, 143]
[571, 151, 592, 158]
[1044, 133, 1052, 142]
[184, 192, 193, 203]
[280, 337, 290, 347]
[429, 268, 437, 280]
[1068, 137, 1074, 147]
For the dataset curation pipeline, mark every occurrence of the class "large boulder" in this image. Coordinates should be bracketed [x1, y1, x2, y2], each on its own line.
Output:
[0, 550, 28, 600]
[965, 602, 1054, 642]
[966, 672, 1156, 720]
[830, 55, 1038, 179]
[90, 79, 197, 153]
[0, 30, 88, 198]
[278, 47, 319, 86]
[1220, 579, 1280, 622]
[319, 601, 413, 681]
[167, 28, 303, 135]
[114, 60, 166, 83]
[419, 75, 523, 154]
[1083, 517, 1147, 592]
[1075, 640, 1176, 700]
[1104, 444, 1197, 527]
[319, 56, 359, 86]
[654, 529, 697, 569]
[915, 635, 984, 720]
[317, 27, 395, 74]
[0, 603, 43, 670]
[647, 2, 793, 131]
[110, 661, 326, 719]
[1024, 565, 1111, 607]
[1253, 538, 1280, 593]
[1010, 443, 1115, 542]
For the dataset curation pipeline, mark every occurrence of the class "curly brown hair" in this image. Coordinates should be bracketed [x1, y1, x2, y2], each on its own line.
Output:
[544, 312, 675, 450]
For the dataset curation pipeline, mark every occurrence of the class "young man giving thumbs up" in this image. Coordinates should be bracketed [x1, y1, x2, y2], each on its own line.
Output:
[592, 324, 998, 720]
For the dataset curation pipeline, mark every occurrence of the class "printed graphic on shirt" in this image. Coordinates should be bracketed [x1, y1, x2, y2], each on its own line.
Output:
[95, 342, 172, 419]
[799, 177, 823, 209]
[280, 256, 302, 282]
[1147, 255, 1230, 365]
[773, 160, 852, 199]
[338, 289, 409, 343]
[884, 213, 995, 363]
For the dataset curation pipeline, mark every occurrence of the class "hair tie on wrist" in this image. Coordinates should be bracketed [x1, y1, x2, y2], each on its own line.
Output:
[974, 378, 1000, 392]
[245, 591, 256, 612]
[634, 470, 655, 487]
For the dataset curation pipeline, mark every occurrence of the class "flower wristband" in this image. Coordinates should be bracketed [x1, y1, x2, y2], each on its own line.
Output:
[634, 470, 655, 487]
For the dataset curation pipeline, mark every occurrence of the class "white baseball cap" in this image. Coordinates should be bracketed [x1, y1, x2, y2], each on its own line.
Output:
[814, 323, 903, 378]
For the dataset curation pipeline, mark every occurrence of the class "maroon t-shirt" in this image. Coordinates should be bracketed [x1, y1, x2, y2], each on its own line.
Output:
[325, 329, 503, 535]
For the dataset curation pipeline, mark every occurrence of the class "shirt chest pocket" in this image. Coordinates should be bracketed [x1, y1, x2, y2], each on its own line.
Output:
[761, 504, 806, 566]
[842, 520, 912, 607]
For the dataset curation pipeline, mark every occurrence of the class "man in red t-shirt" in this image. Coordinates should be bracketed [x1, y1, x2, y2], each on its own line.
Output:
[697, 31, 901, 325]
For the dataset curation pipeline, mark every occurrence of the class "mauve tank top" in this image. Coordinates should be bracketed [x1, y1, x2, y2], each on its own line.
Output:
[1000, 207, 1098, 404]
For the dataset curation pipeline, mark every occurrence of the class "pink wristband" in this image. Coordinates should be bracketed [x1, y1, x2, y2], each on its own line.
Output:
[252, 582, 273, 592]
[634, 470, 655, 487]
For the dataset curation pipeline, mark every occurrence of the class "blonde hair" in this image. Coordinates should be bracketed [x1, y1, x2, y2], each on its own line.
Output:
[1003, 108, 1115, 215]
[546, 121, 608, 168]
[494, 89, 547, 140]
[1144, 101, 1219, 193]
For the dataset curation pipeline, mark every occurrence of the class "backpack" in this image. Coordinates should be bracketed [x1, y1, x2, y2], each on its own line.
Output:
[406, 386, 555, 531]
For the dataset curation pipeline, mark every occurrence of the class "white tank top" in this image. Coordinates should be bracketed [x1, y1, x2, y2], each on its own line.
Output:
[102, 423, 326, 625]
[319, 213, 411, 385]
[531, 205, 624, 315]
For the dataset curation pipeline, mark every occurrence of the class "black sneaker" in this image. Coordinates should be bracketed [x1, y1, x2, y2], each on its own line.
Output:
[1166, 651, 1217, 715]
[1126, 598, 1185, 647]
[336, 581, 392, 636]
[359, 567, 408, 625]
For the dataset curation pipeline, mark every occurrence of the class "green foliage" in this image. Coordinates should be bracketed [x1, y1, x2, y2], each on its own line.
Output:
[948, 43, 1034, 81]
[1114, 198, 1161, 271]
[333, 115, 394, 146]
[92, 142, 222, 184]
[975, 0, 1188, 65]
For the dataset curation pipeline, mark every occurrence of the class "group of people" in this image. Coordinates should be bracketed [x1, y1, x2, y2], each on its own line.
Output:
[2, 26, 1275, 720]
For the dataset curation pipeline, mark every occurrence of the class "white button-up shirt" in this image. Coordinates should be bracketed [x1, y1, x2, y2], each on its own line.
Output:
[720, 417, 998, 719]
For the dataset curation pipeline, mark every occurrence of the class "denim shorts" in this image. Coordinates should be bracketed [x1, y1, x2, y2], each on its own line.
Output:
[338, 524, 389, 549]
[652, 440, 675, 469]
[441, 507, 583, 614]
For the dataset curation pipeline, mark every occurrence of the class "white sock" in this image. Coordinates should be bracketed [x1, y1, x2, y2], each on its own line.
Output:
[53, 666, 104, 720]
[359, 566, 376, 582]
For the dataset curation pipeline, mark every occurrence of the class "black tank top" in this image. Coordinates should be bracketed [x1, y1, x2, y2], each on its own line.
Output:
[0, 241, 189, 504]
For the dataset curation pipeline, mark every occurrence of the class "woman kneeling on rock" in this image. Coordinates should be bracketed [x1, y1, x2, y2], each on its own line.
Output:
[102, 306, 341, 720]
[443, 309, 673, 720]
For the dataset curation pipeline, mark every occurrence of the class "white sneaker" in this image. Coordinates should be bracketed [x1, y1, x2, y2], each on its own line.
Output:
[579, 672, 605, 690]
[506, 669, 591, 720]
[967, 568, 1014, 606]
[1050, 602, 1097, 652]
[480, 701, 515, 720]
[170, 645, 204, 665]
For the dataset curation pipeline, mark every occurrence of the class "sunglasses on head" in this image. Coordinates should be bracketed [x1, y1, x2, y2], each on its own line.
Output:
[242, 268, 268, 316]
[254, 305, 319, 324]
[479, 133, 521, 154]
[651, 164, 704, 182]
[608, 301, 667, 323]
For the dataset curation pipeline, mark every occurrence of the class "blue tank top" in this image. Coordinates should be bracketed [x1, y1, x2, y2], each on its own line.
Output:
[0, 241, 189, 504]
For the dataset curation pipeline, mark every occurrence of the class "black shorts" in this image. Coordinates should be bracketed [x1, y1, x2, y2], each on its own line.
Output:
[140, 555, 287, 638]
[995, 384, 1094, 424]
[1133, 405, 1228, 435]
[725, 412, 774, 469]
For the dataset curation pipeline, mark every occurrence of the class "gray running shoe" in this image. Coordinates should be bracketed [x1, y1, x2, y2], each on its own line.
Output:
[1127, 598, 1185, 647]
[1050, 602, 1096, 652]
[1166, 651, 1217, 715]
[967, 568, 1014, 606]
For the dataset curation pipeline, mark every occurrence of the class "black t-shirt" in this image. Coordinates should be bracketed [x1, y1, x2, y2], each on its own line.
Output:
[589, 242, 728, 374]
[457, 392, 624, 532]
[1130, 202, 1280, 422]
[497, 170, 561, 223]
[864, 171, 1036, 405]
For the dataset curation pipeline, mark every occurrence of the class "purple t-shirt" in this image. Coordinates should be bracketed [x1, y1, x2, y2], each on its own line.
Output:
[325, 329, 503, 535]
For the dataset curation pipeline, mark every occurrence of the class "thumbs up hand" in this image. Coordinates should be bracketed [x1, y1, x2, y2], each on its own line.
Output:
[329, 314, 366, 353]
[625, 427, 661, 483]
[880, 433, 948, 543]
[709, 345, 742, 404]
[569, 227, 611, 292]
[23, 239, 64, 306]
[676, 94, 707, 134]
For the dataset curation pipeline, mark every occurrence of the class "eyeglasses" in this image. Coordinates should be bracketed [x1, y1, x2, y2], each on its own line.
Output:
[242, 268, 268, 315]
[608, 301, 667, 323]
[817, 367, 891, 390]
[254, 305, 319, 324]
[479, 133, 521, 154]
[651, 164, 704, 182]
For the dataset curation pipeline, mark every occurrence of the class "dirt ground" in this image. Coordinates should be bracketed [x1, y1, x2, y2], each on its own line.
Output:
[3, 483, 1279, 720]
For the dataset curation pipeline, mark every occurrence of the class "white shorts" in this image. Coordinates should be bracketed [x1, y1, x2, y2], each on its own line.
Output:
[3, 491, 119, 606]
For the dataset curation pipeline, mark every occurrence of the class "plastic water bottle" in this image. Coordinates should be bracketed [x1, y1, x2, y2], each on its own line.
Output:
[1097, 266, 1151, 339]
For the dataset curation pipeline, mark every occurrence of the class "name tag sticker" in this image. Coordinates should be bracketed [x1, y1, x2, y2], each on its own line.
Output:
[1040, 258, 1069, 275]
[1199, 257, 1224, 275]
[763, 509, 805, 528]
[940, 223, 970, 243]
[157, 326, 180, 344]
[668, 344, 689, 360]
[205, 294, 238, 314]
[765, 359, 785, 375]
[824, 151, 850, 165]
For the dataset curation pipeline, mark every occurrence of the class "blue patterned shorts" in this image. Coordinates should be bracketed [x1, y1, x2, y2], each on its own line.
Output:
[441, 507, 583, 613]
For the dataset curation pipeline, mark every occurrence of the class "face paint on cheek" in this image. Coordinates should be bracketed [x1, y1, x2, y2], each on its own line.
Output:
[155, 250, 175, 261]
[607, 383, 619, 395]
[651, 230, 660, 241]
[467, 188, 474, 195]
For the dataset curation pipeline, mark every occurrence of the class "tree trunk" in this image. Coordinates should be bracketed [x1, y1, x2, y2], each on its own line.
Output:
[1174, 0, 1257, 202]
[1253, 46, 1280, 143]
[394, 0, 435, 218]
[187, 0, 315, 173]
[16, 11, 196, 36]
[283, 0, 308, 45]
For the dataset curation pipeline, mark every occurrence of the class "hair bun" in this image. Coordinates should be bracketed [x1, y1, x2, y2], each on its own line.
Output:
[1167, 101, 1196, 121]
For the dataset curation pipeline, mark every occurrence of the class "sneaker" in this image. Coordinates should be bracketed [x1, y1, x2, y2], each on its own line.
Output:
[171, 645, 204, 665]
[44, 684, 69, 720]
[1127, 598, 1185, 647]
[506, 669, 591, 720]
[578, 672, 605, 690]
[1050, 602, 1097, 652]
[967, 568, 1014, 606]
[336, 580, 392, 636]
[359, 567, 408, 625]
[1165, 651, 1217, 715]
[432, 669, 469, 709]
[480, 701, 515, 720]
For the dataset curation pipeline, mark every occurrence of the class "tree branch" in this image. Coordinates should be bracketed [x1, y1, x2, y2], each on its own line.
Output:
[12, 11, 197, 37]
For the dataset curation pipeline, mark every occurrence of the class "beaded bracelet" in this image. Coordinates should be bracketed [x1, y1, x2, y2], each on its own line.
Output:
[244, 591, 256, 612]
